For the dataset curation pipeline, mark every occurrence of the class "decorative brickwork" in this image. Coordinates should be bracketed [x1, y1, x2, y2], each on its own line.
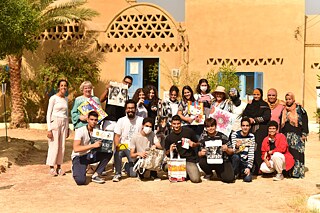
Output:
[206, 58, 284, 66]
[311, 63, 320, 69]
[35, 22, 84, 40]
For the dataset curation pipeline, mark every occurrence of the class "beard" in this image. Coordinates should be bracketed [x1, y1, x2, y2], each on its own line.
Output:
[127, 112, 135, 119]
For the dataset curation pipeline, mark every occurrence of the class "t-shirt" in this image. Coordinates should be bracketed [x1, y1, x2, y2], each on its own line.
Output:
[114, 115, 143, 144]
[71, 125, 92, 159]
[165, 127, 198, 163]
[46, 95, 68, 131]
[199, 131, 231, 161]
[130, 131, 159, 160]
[231, 101, 247, 131]
[231, 130, 255, 169]
[105, 104, 125, 121]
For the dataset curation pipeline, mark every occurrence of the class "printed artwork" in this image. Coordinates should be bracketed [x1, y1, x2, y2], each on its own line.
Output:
[209, 107, 234, 136]
[78, 98, 108, 123]
[235, 138, 255, 153]
[205, 140, 223, 164]
[187, 101, 205, 125]
[168, 158, 187, 182]
[91, 129, 114, 153]
[108, 81, 128, 107]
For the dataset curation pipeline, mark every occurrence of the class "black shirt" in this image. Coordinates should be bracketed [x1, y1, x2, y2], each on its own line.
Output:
[104, 103, 125, 121]
[165, 127, 198, 163]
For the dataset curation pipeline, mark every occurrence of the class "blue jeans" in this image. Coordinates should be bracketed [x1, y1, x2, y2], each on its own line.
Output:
[114, 149, 136, 177]
[72, 152, 112, 185]
[231, 154, 252, 182]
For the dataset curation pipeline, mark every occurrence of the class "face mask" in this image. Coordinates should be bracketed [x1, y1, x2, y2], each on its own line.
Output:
[200, 86, 207, 92]
[143, 126, 152, 135]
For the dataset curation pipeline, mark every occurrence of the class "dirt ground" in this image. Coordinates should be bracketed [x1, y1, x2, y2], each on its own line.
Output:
[0, 128, 319, 213]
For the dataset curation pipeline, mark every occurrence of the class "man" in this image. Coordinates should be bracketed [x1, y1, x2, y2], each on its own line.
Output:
[71, 111, 113, 185]
[198, 118, 235, 183]
[165, 115, 201, 183]
[260, 121, 294, 181]
[265, 88, 285, 126]
[113, 99, 143, 182]
[130, 117, 162, 180]
[100, 75, 133, 131]
[231, 117, 255, 182]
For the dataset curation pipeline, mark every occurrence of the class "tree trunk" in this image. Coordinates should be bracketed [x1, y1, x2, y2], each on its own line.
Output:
[8, 54, 27, 128]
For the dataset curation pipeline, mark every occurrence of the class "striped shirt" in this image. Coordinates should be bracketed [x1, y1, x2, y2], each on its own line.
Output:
[231, 130, 255, 169]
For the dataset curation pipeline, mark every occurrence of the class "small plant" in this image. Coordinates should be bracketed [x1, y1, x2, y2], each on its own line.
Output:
[207, 65, 240, 93]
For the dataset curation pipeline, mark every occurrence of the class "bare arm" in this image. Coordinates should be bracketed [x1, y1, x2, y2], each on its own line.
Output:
[100, 84, 110, 103]
[73, 139, 101, 153]
[114, 133, 121, 150]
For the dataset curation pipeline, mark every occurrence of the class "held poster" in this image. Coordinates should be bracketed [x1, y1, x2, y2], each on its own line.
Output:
[108, 81, 128, 107]
[205, 140, 223, 164]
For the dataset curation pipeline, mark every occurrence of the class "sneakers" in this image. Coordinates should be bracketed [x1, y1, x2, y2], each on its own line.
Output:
[202, 174, 213, 181]
[112, 174, 121, 182]
[92, 176, 105, 184]
[50, 169, 58, 177]
[57, 169, 66, 176]
[273, 173, 284, 181]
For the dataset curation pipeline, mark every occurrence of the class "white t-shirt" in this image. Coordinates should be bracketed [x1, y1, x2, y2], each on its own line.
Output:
[71, 125, 91, 159]
[114, 115, 143, 144]
[46, 95, 68, 130]
[231, 101, 247, 131]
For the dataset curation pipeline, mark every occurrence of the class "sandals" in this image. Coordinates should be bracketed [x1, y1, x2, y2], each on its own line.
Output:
[57, 169, 66, 176]
[50, 169, 58, 177]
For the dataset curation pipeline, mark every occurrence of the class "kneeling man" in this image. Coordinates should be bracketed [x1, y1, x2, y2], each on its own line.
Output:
[72, 111, 113, 185]
[260, 121, 294, 181]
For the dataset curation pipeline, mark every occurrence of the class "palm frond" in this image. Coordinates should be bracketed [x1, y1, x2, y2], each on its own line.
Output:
[40, 0, 87, 17]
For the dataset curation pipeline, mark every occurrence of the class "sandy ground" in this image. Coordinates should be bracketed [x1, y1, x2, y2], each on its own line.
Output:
[0, 128, 319, 213]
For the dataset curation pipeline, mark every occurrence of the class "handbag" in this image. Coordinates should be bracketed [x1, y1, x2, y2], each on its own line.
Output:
[133, 147, 166, 173]
[167, 153, 186, 182]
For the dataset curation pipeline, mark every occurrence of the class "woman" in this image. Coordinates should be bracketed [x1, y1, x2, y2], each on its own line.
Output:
[132, 88, 148, 118]
[144, 85, 160, 121]
[280, 92, 308, 178]
[162, 85, 180, 123]
[46, 80, 69, 176]
[211, 86, 232, 112]
[178, 85, 203, 136]
[71, 81, 101, 129]
[229, 88, 247, 131]
[242, 88, 271, 175]
[194, 79, 213, 108]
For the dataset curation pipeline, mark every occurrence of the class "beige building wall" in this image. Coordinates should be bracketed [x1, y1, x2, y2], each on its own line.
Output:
[305, 15, 320, 118]
[186, 0, 305, 103]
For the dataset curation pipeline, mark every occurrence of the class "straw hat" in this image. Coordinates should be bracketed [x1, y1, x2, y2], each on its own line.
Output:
[213, 86, 226, 95]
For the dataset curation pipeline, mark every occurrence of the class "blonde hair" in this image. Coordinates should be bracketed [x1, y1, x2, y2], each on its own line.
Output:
[80, 81, 93, 92]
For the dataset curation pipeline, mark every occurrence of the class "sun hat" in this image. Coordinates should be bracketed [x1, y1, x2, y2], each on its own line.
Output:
[213, 86, 226, 95]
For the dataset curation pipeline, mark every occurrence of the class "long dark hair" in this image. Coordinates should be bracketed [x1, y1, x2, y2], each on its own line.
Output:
[196, 79, 210, 94]
[182, 85, 195, 102]
[132, 88, 146, 103]
[145, 85, 159, 106]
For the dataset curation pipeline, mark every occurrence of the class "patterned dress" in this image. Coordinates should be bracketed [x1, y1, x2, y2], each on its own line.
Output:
[280, 104, 308, 178]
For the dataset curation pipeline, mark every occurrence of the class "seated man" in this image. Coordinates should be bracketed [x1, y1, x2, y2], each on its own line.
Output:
[198, 118, 235, 183]
[165, 115, 201, 183]
[130, 117, 162, 180]
[113, 99, 143, 182]
[260, 120, 294, 181]
[231, 117, 255, 182]
[72, 111, 113, 185]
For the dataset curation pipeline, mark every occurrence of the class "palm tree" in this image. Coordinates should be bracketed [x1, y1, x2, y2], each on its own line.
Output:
[1, 0, 98, 128]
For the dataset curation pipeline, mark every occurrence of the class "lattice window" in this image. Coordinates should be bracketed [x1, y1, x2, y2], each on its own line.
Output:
[311, 63, 320, 69]
[99, 42, 188, 53]
[107, 14, 174, 39]
[206, 58, 284, 66]
[36, 22, 84, 40]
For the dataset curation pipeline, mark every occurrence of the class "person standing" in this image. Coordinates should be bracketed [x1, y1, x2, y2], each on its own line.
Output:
[265, 88, 285, 126]
[100, 76, 133, 131]
[46, 80, 69, 176]
[280, 92, 308, 178]
[229, 88, 247, 131]
[242, 88, 271, 175]
[71, 81, 101, 129]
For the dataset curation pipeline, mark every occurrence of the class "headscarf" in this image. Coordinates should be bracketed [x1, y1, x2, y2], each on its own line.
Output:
[281, 92, 298, 127]
[243, 88, 269, 118]
[265, 88, 285, 110]
[229, 88, 241, 107]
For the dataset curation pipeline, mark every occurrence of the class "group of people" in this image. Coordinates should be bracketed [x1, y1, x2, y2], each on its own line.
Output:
[45, 76, 309, 185]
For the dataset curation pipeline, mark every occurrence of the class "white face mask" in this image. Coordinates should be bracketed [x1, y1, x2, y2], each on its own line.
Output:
[200, 86, 207, 92]
[143, 126, 152, 135]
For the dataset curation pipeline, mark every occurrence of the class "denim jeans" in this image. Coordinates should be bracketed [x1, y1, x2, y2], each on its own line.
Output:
[114, 149, 136, 177]
[231, 154, 252, 182]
